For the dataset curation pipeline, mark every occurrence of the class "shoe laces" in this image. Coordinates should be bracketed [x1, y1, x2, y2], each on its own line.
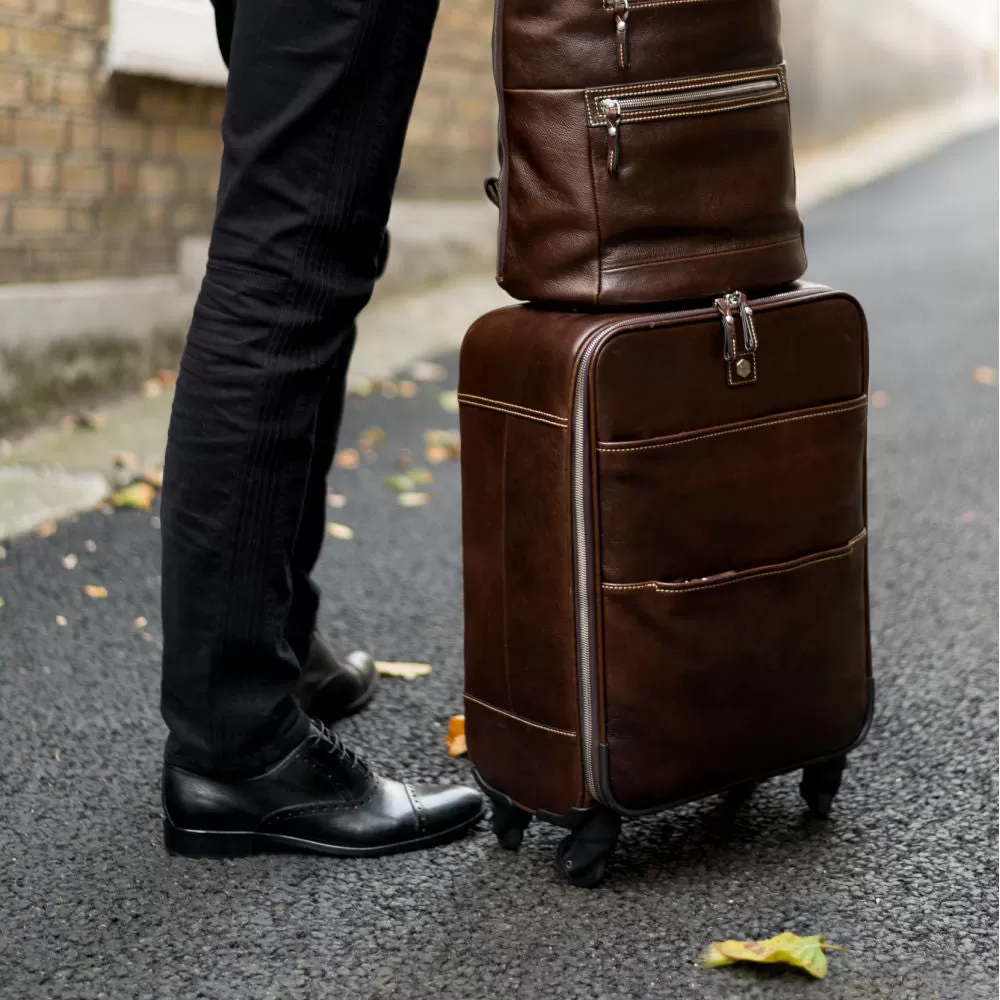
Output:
[312, 721, 372, 779]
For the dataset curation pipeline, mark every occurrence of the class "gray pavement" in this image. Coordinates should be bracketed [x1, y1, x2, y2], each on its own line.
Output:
[1, 129, 997, 999]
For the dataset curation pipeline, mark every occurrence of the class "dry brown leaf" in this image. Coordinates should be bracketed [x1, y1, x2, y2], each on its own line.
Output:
[327, 522, 354, 540]
[424, 445, 451, 465]
[438, 390, 459, 414]
[871, 391, 888, 408]
[37, 521, 58, 538]
[395, 450, 413, 472]
[972, 366, 998, 386]
[327, 492, 347, 509]
[55, 615, 68, 626]
[374, 661, 432, 679]
[335, 448, 360, 470]
[347, 375, 374, 397]
[143, 466, 164, 489]
[134, 616, 148, 629]
[62, 554, 78, 570]
[141, 378, 163, 398]
[409, 361, 447, 383]
[358, 426, 385, 452]
[446, 715, 467, 757]
[397, 491, 432, 508]
[157, 370, 178, 386]
[83, 585, 108, 599]
[397, 380, 419, 399]
[111, 482, 156, 511]
[380, 381, 399, 399]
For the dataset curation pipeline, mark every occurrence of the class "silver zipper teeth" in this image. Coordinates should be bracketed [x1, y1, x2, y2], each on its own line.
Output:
[570, 285, 824, 803]
[612, 77, 779, 115]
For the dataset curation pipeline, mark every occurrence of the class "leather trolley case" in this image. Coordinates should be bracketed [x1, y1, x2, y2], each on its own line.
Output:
[459, 284, 873, 886]
[491, 0, 807, 305]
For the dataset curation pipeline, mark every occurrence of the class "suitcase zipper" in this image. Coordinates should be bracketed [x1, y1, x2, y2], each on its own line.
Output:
[570, 285, 826, 803]
[595, 74, 783, 175]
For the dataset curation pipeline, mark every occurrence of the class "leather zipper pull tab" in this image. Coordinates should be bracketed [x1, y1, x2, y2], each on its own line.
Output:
[715, 293, 737, 361]
[602, 99, 621, 174]
[737, 291, 757, 353]
[613, 0, 630, 70]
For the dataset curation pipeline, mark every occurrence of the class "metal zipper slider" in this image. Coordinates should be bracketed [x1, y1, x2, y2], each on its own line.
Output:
[613, 0, 630, 70]
[716, 291, 759, 385]
[716, 293, 737, 361]
[736, 291, 757, 352]
[602, 98, 621, 174]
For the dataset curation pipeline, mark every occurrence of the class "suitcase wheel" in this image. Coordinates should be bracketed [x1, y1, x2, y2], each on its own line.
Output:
[490, 800, 533, 851]
[800, 755, 848, 819]
[556, 809, 621, 888]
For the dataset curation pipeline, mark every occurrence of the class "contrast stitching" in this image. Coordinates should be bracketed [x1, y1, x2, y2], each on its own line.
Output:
[458, 393, 568, 428]
[586, 66, 785, 102]
[602, 531, 867, 595]
[464, 694, 578, 737]
[611, 0, 714, 7]
[598, 398, 867, 454]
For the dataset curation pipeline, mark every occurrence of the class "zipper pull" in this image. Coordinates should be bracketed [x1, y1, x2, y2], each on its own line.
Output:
[716, 291, 759, 385]
[715, 293, 737, 361]
[602, 98, 621, 175]
[613, 0, 630, 70]
[736, 291, 757, 352]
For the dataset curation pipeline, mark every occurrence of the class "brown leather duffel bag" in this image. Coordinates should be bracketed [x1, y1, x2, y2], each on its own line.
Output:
[459, 284, 872, 885]
[491, 0, 807, 305]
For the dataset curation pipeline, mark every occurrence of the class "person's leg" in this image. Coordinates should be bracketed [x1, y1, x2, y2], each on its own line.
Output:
[161, 0, 438, 777]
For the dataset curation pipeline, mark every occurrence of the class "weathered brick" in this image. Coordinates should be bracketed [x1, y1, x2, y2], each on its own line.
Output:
[15, 27, 66, 58]
[111, 162, 135, 196]
[136, 82, 193, 121]
[14, 112, 68, 149]
[101, 118, 145, 157]
[30, 67, 59, 104]
[28, 156, 58, 192]
[69, 207, 94, 232]
[12, 201, 66, 235]
[0, 25, 12, 53]
[136, 161, 178, 198]
[0, 67, 28, 109]
[97, 201, 141, 232]
[36, 0, 64, 16]
[69, 117, 100, 149]
[63, 0, 103, 26]
[0, 0, 32, 12]
[149, 123, 175, 156]
[60, 157, 107, 195]
[68, 35, 98, 69]
[58, 70, 96, 108]
[175, 125, 221, 160]
[0, 156, 24, 194]
[0, 112, 13, 145]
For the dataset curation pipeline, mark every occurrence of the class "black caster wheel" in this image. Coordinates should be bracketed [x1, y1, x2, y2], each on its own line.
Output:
[490, 801, 532, 850]
[801, 755, 847, 819]
[555, 810, 621, 888]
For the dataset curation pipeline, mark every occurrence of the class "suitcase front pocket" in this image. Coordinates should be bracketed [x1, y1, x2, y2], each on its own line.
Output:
[596, 396, 868, 584]
[600, 534, 871, 811]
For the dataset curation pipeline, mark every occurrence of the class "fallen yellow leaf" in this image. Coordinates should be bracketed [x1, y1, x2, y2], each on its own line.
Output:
[410, 361, 447, 383]
[347, 375, 374, 397]
[55, 615, 67, 626]
[438, 391, 459, 414]
[111, 482, 156, 511]
[358, 426, 385, 452]
[374, 661, 432, 679]
[327, 492, 347, 509]
[83, 585, 108, 599]
[381, 381, 399, 399]
[446, 715, 467, 757]
[335, 448, 360, 470]
[972, 366, 998, 386]
[62, 554, 78, 570]
[37, 521, 58, 538]
[397, 492, 431, 508]
[134, 616, 148, 629]
[327, 522, 354, 540]
[397, 380, 419, 399]
[143, 466, 164, 489]
[699, 932, 844, 980]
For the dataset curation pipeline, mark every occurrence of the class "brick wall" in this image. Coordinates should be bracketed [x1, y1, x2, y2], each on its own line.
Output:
[0, 0, 225, 284]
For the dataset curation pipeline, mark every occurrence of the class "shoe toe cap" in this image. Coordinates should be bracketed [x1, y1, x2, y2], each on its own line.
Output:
[409, 783, 485, 836]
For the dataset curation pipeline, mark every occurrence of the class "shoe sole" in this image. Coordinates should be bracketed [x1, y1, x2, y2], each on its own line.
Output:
[164, 805, 485, 860]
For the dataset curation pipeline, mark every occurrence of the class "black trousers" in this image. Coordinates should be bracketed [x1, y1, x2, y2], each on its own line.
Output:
[160, 0, 438, 776]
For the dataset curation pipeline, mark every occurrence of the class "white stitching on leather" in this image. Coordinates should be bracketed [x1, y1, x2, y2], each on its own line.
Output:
[597, 398, 867, 454]
[458, 393, 568, 428]
[464, 694, 578, 737]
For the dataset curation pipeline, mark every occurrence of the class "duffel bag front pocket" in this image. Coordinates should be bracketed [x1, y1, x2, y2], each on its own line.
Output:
[585, 65, 805, 303]
[600, 534, 871, 811]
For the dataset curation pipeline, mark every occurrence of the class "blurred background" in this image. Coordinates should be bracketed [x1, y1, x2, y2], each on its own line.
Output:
[0, 0, 995, 435]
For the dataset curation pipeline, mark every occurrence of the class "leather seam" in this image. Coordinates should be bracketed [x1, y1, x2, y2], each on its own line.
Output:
[458, 393, 568, 427]
[589, 94, 787, 129]
[465, 694, 578, 738]
[597, 397, 868, 453]
[603, 0, 713, 8]
[600, 234, 802, 274]
[602, 531, 867, 594]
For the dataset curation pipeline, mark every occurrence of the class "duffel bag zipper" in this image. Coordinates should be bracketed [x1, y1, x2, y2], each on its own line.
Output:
[603, 0, 715, 70]
[570, 285, 827, 803]
[596, 73, 783, 175]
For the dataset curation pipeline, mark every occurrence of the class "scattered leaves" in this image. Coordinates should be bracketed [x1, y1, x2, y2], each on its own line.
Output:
[358, 426, 385, 452]
[871, 391, 889, 408]
[143, 466, 164, 489]
[111, 482, 156, 511]
[699, 933, 844, 980]
[397, 380, 419, 399]
[409, 361, 447, 383]
[327, 492, 347, 509]
[62, 554, 78, 570]
[84, 540, 97, 553]
[424, 429, 461, 463]
[446, 715, 467, 757]
[37, 521, 58, 538]
[438, 390, 459, 414]
[335, 448, 360, 470]
[327, 523, 354, 540]
[374, 661, 433, 679]
[385, 469, 433, 494]
[55, 615, 67, 627]
[83, 585, 108, 599]
[972, 366, 997, 386]
[381, 381, 399, 399]
[347, 375, 374, 397]
[398, 492, 432, 508]
[134, 616, 148, 629]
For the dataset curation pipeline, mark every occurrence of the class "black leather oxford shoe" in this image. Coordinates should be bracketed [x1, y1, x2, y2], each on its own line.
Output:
[162, 724, 484, 858]
[293, 635, 378, 723]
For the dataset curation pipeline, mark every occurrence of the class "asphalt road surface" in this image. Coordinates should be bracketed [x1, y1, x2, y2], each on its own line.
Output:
[2, 129, 997, 999]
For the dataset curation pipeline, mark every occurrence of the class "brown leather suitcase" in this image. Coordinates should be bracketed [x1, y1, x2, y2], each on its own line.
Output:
[459, 284, 873, 886]
[491, 0, 806, 305]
